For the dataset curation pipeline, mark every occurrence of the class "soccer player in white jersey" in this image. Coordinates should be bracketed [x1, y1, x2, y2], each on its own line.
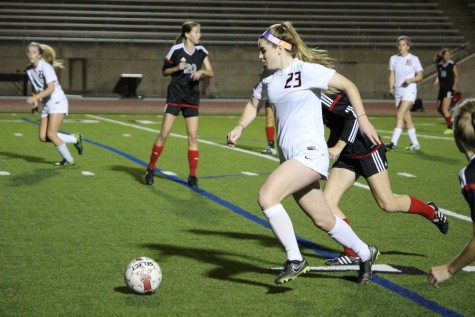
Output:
[386, 36, 423, 151]
[25, 42, 83, 166]
[145, 21, 214, 187]
[227, 22, 379, 285]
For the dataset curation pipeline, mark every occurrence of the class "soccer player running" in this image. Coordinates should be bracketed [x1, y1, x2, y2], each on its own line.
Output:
[386, 36, 423, 151]
[428, 99, 475, 287]
[145, 21, 214, 187]
[433, 48, 460, 135]
[227, 22, 379, 285]
[25, 42, 83, 166]
[321, 92, 449, 266]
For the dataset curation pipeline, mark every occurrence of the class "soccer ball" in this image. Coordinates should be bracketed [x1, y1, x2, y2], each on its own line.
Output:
[124, 257, 162, 294]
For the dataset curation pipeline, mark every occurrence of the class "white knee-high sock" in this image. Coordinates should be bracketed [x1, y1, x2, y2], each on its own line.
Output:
[58, 133, 77, 144]
[56, 143, 74, 162]
[391, 127, 403, 145]
[328, 216, 370, 261]
[263, 204, 303, 261]
[407, 128, 420, 146]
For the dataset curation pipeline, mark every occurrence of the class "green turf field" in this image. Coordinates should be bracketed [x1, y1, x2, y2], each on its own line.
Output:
[1, 111, 473, 317]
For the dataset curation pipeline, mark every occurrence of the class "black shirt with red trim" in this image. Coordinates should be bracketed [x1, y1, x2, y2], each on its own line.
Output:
[321, 92, 381, 158]
[460, 155, 475, 222]
[163, 43, 208, 107]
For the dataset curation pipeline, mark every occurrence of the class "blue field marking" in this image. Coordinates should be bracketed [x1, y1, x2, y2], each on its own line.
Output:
[89, 141, 463, 317]
[21, 117, 463, 316]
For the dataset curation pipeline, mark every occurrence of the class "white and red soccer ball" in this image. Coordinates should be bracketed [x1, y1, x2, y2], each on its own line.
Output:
[124, 257, 162, 294]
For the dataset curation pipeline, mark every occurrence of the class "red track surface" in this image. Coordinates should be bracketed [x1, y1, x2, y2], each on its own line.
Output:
[0, 97, 438, 116]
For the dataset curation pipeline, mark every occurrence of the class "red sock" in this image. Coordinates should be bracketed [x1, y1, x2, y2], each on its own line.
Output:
[147, 144, 163, 170]
[265, 126, 275, 144]
[342, 218, 359, 257]
[407, 196, 435, 220]
[445, 116, 453, 129]
[188, 150, 199, 177]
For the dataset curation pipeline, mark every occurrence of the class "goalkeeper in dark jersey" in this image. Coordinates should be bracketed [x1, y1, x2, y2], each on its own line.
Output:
[321, 92, 449, 266]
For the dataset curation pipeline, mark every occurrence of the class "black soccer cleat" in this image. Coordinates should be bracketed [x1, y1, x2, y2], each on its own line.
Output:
[187, 175, 198, 187]
[427, 201, 449, 234]
[385, 142, 396, 151]
[145, 168, 154, 185]
[357, 245, 379, 285]
[325, 254, 361, 266]
[275, 259, 310, 284]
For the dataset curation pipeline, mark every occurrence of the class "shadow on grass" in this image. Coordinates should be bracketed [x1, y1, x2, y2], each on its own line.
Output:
[0, 151, 64, 186]
[0, 150, 52, 164]
[142, 242, 292, 294]
[109, 165, 168, 185]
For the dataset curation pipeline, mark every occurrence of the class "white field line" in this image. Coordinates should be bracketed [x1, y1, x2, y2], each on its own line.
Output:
[87, 115, 470, 223]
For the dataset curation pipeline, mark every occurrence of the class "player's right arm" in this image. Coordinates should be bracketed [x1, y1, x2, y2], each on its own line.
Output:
[227, 96, 259, 146]
[388, 70, 395, 96]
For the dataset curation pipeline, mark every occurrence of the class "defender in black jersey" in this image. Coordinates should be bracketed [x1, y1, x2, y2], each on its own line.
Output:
[144, 21, 214, 187]
[433, 48, 460, 134]
[429, 99, 475, 287]
[322, 92, 448, 266]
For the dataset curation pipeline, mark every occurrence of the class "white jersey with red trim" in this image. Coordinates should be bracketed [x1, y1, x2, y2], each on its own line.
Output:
[253, 58, 335, 160]
[25, 60, 66, 106]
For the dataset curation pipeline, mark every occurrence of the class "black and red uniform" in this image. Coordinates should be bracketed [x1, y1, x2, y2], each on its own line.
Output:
[460, 156, 475, 222]
[163, 43, 209, 116]
[436, 59, 457, 101]
[321, 92, 387, 178]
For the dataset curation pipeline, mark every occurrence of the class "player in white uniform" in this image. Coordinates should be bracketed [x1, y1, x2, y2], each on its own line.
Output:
[386, 36, 423, 151]
[25, 42, 83, 166]
[227, 22, 379, 285]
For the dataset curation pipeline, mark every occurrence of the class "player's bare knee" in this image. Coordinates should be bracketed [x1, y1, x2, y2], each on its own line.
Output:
[378, 201, 399, 213]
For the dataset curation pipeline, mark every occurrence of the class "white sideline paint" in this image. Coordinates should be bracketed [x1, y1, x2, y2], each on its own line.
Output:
[242, 172, 259, 176]
[81, 171, 95, 176]
[397, 172, 416, 178]
[0, 171, 11, 176]
[462, 266, 475, 272]
[87, 115, 471, 223]
[271, 264, 402, 273]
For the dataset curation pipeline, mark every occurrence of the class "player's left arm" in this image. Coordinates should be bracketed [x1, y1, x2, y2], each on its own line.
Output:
[429, 223, 475, 287]
[328, 73, 379, 145]
[191, 56, 214, 81]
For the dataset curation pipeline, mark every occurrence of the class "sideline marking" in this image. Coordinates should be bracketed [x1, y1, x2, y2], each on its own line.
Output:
[397, 172, 416, 178]
[271, 264, 402, 273]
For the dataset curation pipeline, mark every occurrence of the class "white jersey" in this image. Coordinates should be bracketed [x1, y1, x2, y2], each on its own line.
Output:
[253, 58, 335, 163]
[389, 53, 423, 89]
[25, 60, 66, 106]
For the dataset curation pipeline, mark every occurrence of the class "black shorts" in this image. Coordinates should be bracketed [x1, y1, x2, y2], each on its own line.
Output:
[332, 145, 388, 178]
[164, 104, 199, 118]
[437, 88, 454, 101]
